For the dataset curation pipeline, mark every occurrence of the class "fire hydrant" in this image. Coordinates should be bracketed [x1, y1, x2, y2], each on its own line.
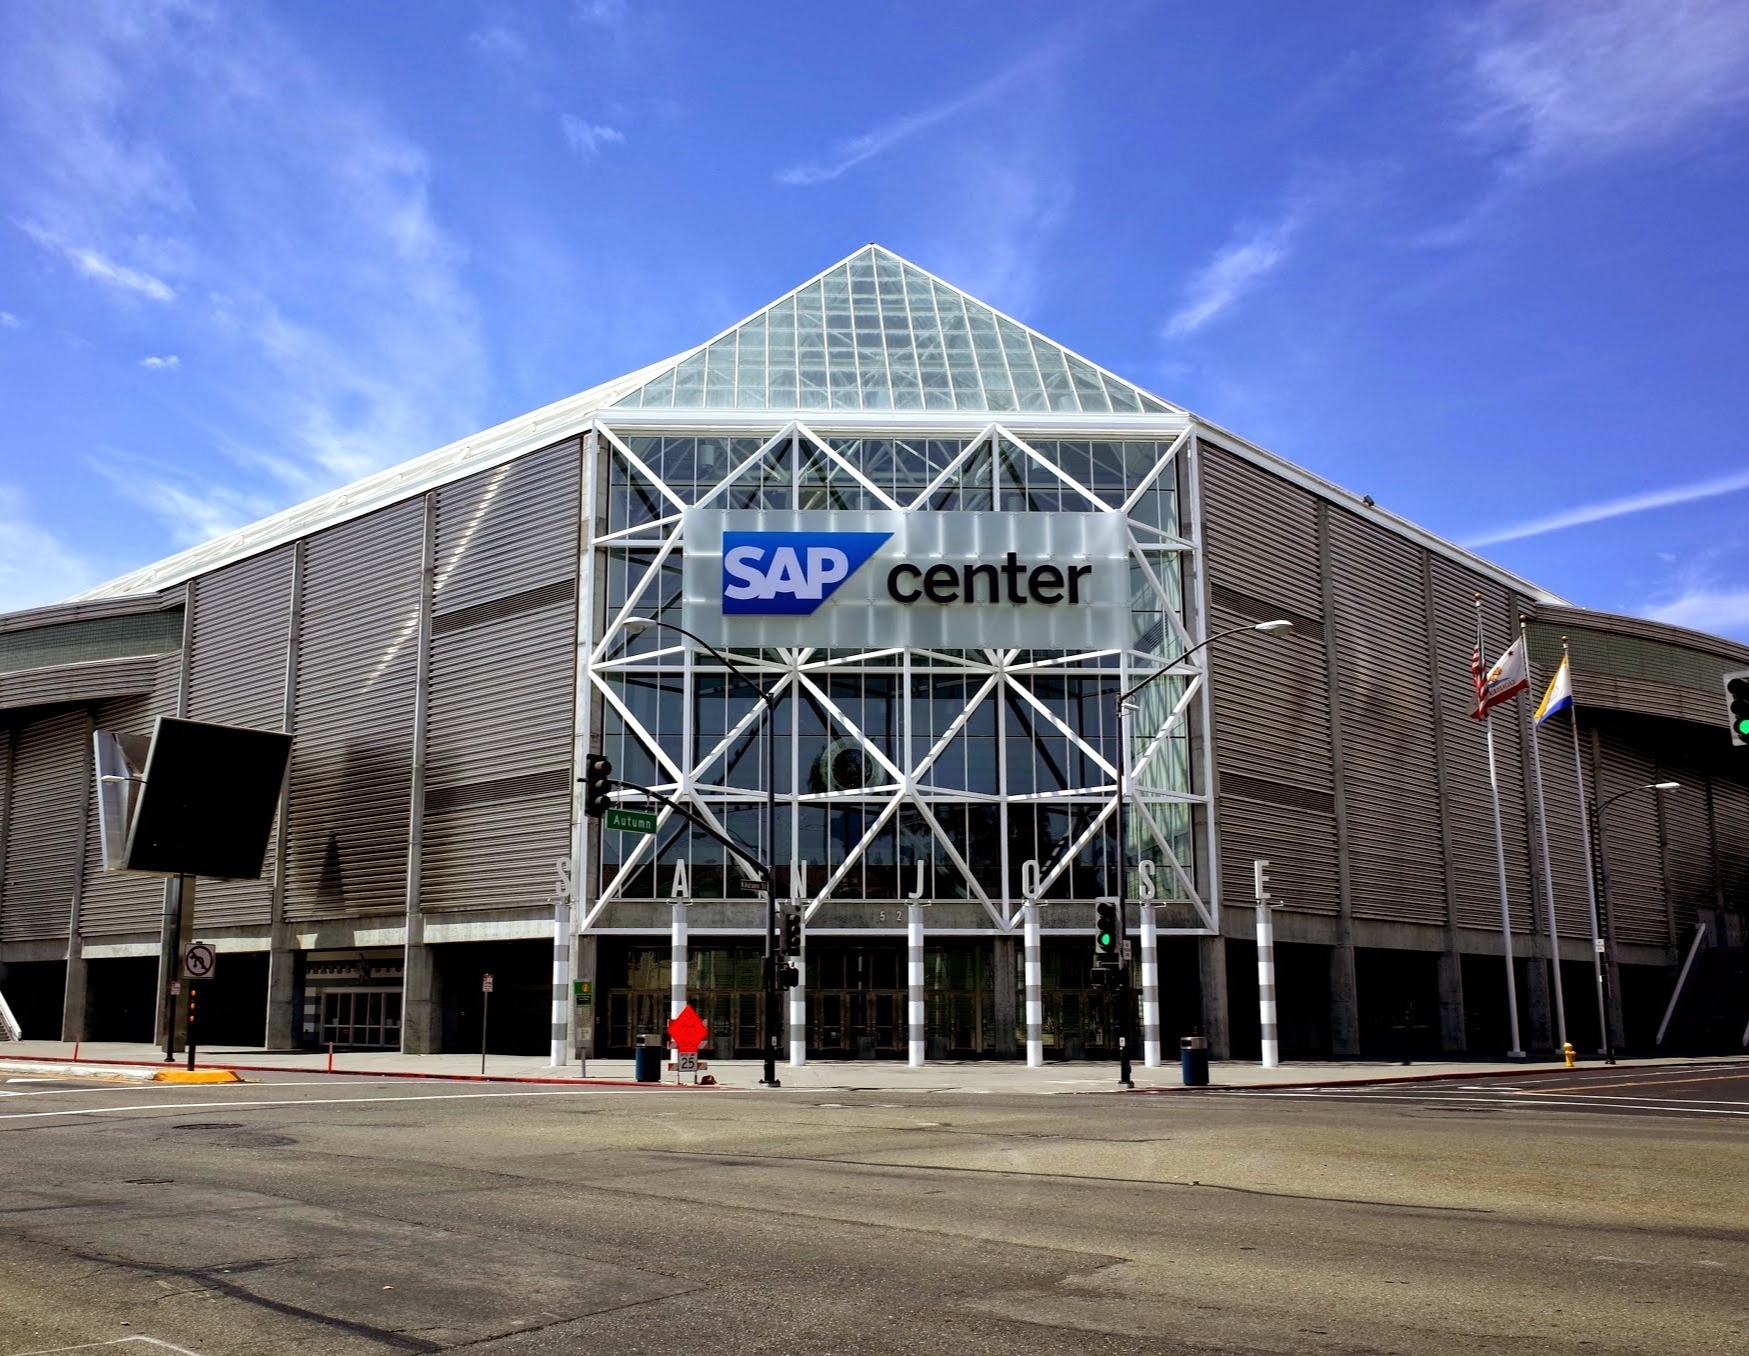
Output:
[1562, 1041, 1576, 1068]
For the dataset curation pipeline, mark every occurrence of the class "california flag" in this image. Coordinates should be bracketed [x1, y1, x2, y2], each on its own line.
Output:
[1472, 637, 1529, 719]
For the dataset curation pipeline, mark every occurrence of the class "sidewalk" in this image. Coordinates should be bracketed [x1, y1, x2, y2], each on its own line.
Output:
[4, 1039, 1741, 1093]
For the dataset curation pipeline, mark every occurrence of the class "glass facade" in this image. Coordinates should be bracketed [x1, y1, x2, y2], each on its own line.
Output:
[589, 426, 1202, 923]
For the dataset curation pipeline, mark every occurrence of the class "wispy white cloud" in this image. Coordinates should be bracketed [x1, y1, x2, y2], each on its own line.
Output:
[21, 224, 177, 301]
[574, 0, 627, 29]
[923, 149, 1071, 318]
[139, 353, 179, 369]
[0, 310, 19, 328]
[560, 114, 624, 159]
[0, 485, 102, 610]
[1162, 217, 1299, 339]
[1457, 0, 1749, 170]
[776, 38, 1069, 187]
[467, 24, 530, 66]
[1465, 467, 1749, 547]
[3, 4, 491, 551]
[1646, 584, 1749, 639]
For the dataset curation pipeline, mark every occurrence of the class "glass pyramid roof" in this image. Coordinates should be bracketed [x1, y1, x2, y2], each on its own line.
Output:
[613, 245, 1175, 415]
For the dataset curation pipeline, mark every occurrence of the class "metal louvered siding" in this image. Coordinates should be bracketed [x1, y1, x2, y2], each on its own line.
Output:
[1659, 762, 1712, 937]
[1327, 511, 1444, 925]
[285, 501, 423, 920]
[1198, 447, 1324, 616]
[1217, 794, 1340, 915]
[421, 601, 575, 910]
[431, 441, 580, 615]
[1594, 731, 1668, 947]
[1427, 560, 1535, 932]
[2, 708, 89, 941]
[79, 693, 172, 935]
[1712, 779, 1749, 904]
[186, 547, 294, 929]
[1527, 718, 1597, 938]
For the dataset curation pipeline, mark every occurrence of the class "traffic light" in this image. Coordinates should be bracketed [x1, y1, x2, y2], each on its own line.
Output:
[583, 755, 613, 818]
[1094, 899, 1119, 965]
[1727, 669, 1749, 747]
[780, 904, 803, 958]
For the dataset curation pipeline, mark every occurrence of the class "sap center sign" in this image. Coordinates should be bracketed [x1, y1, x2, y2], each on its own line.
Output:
[682, 509, 1131, 650]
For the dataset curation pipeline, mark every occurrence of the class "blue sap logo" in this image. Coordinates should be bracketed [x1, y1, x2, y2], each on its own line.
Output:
[721, 531, 892, 615]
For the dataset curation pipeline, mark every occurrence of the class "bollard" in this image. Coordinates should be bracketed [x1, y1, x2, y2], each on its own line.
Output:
[1562, 1041, 1576, 1068]
[1180, 1034, 1210, 1087]
[326, 1042, 334, 1074]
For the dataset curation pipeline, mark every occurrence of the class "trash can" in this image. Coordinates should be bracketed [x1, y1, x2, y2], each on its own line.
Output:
[634, 1033, 664, 1083]
[1180, 1035, 1209, 1086]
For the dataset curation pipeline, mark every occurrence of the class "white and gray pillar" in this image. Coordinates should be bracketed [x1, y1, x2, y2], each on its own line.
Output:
[1256, 903, 1279, 1069]
[788, 943, 807, 1067]
[907, 905, 926, 1067]
[669, 899, 687, 1061]
[1024, 903, 1044, 1067]
[1140, 904, 1161, 1068]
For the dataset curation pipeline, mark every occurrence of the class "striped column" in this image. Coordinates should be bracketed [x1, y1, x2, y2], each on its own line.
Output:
[1024, 904, 1044, 1068]
[669, 900, 687, 1062]
[1140, 904, 1161, 1068]
[1256, 903, 1279, 1069]
[907, 905, 926, 1067]
[550, 897, 571, 1067]
[788, 947, 807, 1067]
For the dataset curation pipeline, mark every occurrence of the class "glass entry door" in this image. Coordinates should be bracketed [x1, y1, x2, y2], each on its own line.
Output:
[319, 989, 402, 1049]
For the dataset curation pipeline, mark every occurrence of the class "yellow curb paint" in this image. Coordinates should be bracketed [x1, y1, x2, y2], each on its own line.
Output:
[152, 1069, 245, 1084]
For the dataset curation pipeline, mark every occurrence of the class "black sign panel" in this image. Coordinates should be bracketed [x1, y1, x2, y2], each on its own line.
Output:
[124, 718, 293, 879]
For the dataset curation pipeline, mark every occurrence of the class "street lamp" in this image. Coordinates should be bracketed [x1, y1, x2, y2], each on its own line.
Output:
[1110, 618, 1292, 1087]
[1586, 780, 1679, 1065]
[622, 616, 784, 1088]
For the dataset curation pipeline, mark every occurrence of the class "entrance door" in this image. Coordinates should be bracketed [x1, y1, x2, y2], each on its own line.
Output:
[808, 942, 905, 1057]
[319, 989, 402, 1049]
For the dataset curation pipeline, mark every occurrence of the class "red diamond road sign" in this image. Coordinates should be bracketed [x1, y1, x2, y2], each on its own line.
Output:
[666, 1004, 708, 1054]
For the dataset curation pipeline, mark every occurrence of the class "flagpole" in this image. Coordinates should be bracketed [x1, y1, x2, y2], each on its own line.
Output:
[1476, 596, 1525, 1058]
[1564, 635, 1609, 1055]
[1521, 614, 1568, 1050]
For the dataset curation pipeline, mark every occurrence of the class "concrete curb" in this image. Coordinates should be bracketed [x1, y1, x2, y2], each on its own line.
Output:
[0, 1053, 700, 1090]
[1126, 1062, 1650, 1094]
[0, 1060, 160, 1082]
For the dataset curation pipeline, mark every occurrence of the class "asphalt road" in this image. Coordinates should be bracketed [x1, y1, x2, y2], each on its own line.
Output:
[2, 1067, 1746, 1355]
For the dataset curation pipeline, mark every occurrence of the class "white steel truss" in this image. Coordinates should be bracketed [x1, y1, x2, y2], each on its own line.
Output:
[578, 416, 1217, 935]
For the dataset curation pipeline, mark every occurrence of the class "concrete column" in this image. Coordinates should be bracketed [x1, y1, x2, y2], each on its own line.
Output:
[907, 905, 926, 1067]
[401, 943, 439, 1054]
[788, 949, 807, 1067]
[1140, 905, 1161, 1067]
[1330, 940, 1360, 1057]
[1436, 949, 1466, 1054]
[1605, 955, 1627, 1051]
[1524, 952, 1554, 1055]
[1023, 904, 1043, 1067]
[60, 944, 87, 1043]
[264, 938, 297, 1049]
[1197, 932, 1231, 1059]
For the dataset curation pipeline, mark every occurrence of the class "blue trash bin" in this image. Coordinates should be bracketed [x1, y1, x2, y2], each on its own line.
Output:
[634, 1035, 663, 1083]
[1180, 1035, 1209, 1086]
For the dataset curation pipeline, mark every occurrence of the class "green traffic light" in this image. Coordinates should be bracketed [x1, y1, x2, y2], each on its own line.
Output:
[1737, 718, 1749, 736]
[1098, 931, 1113, 947]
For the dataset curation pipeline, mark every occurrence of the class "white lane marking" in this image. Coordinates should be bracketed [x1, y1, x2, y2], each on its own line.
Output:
[1238, 1091, 1749, 1117]
[10, 1338, 204, 1355]
[1591, 1256, 1656, 1265]
[0, 1088, 655, 1123]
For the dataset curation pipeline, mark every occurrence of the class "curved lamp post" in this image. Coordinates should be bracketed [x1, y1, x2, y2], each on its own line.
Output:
[1586, 779, 1679, 1065]
[1111, 618, 1292, 1087]
[622, 617, 784, 1088]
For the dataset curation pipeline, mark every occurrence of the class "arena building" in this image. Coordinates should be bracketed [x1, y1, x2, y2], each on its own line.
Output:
[2, 245, 1745, 1062]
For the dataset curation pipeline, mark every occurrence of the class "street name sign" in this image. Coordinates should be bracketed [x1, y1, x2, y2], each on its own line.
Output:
[605, 806, 658, 836]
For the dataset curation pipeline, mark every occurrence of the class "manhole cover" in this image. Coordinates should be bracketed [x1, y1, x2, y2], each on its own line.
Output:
[173, 1121, 244, 1130]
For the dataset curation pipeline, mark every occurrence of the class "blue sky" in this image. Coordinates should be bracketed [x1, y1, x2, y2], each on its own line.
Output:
[3, 1, 1749, 638]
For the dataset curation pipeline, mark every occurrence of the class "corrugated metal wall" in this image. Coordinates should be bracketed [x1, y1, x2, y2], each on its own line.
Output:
[186, 547, 294, 929]
[1593, 729, 1668, 947]
[1, 707, 90, 941]
[1326, 509, 1445, 924]
[285, 502, 423, 919]
[1660, 762, 1712, 940]
[1525, 717, 1596, 939]
[420, 444, 578, 911]
[1199, 447, 1339, 914]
